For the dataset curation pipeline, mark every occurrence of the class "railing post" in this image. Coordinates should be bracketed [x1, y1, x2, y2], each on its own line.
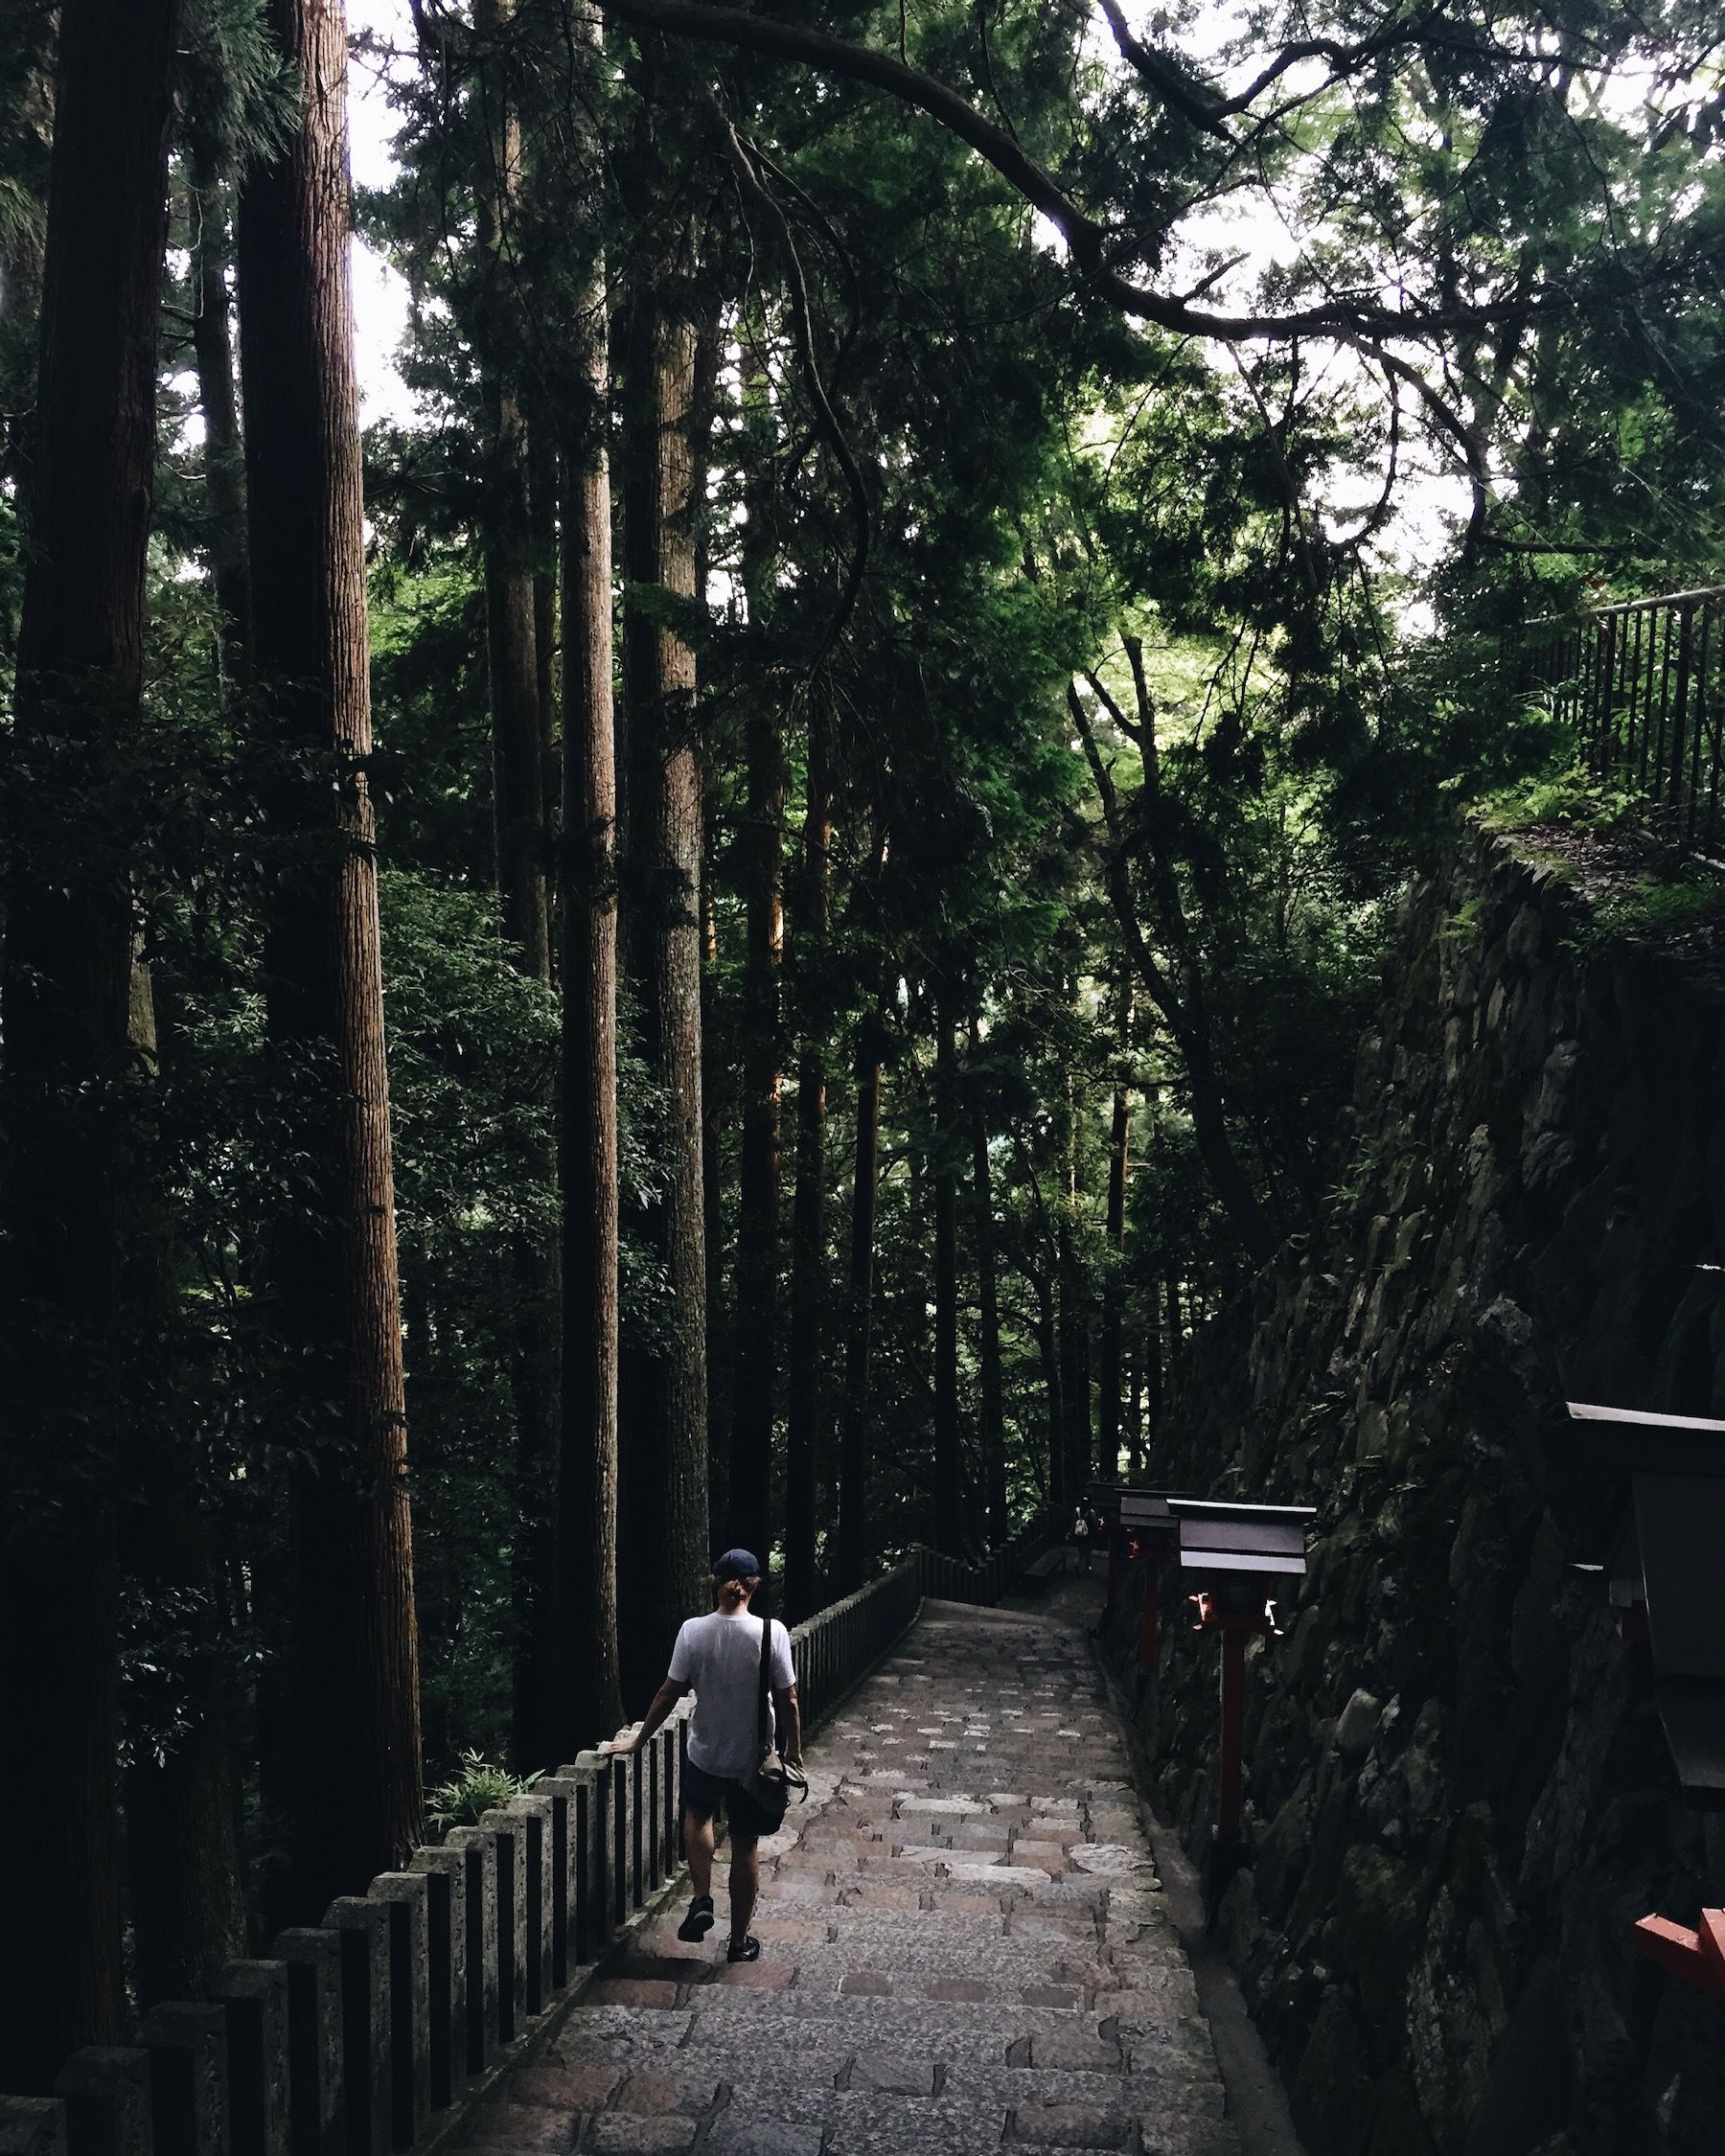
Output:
[437, 1827, 499, 2076]
[273, 1929, 344, 2156]
[208, 1961, 290, 2156]
[531, 1777, 580, 1992]
[323, 1899, 392, 2156]
[1591, 612, 1616, 776]
[1669, 599, 1695, 821]
[475, 1811, 528, 2044]
[367, 1872, 432, 2146]
[564, 1755, 609, 1966]
[404, 1849, 468, 2112]
[137, 2007, 227, 2156]
[501, 1796, 554, 2018]
[52, 2053, 153, 2156]
[0, 2101, 66, 2156]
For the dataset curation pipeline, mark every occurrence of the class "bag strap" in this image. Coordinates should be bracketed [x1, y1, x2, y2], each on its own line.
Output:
[756, 1595, 773, 1751]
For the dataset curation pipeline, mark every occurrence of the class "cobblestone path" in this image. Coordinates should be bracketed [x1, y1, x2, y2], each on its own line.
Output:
[473, 1596, 1237, 2156]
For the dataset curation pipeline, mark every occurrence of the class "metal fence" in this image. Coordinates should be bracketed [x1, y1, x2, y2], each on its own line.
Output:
[0, 1519, 1055, 2156]
[1519, 586, 1725, 856]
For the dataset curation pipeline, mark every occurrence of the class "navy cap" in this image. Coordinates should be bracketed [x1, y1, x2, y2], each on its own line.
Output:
[714, 1548, 761, 1578]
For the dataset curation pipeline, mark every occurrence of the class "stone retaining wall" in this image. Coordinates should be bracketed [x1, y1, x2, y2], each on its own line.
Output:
[1107, 820, 1725, 2156]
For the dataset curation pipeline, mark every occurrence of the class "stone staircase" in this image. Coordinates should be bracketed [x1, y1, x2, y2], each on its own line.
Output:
[465, 1597, 1238, 2155]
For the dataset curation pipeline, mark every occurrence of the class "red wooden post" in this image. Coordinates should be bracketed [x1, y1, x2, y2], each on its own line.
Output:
[1218, 1625, 1248, 1842]
[1139, 1555, 1159, 1671]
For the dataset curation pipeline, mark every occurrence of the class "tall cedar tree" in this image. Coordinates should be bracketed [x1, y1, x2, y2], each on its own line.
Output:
[727, 696, 784, 1555]
[1097, 977, 1132, 1476]
[969, 1017, 1008, 1548]
[784, 702, 830, 1617]
[837, 1003, 883, 1589]
[237, 0, 425, 1916]
[472, 0, 562, 1773]
[555, 209, 625, 1749]
[932, 997, 963, 1553]
[0, 0, 176, 2084]
[617, 67, 710, 1695]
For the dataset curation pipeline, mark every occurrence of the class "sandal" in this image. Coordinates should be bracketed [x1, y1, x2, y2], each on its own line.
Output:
[726, 1934, 762, 1963]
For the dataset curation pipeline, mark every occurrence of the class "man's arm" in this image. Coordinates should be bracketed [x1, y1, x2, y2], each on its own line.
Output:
[773, 1683, 802, 1768]
[602, 1677, 689, 1755]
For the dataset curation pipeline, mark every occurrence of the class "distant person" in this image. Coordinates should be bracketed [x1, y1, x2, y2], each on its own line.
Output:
[603, 1548, 800, 1964]
[1070, 1502, 1092, 1574]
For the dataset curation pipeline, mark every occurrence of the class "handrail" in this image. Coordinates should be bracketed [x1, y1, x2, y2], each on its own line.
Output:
[0, 1515, 1054, 2156]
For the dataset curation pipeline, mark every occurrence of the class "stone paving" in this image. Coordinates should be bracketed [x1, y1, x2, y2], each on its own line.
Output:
[469, 1591, 1238, 2156]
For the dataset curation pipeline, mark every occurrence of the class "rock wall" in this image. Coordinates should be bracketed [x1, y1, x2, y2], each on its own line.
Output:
[1107, 820, 1725, 2156]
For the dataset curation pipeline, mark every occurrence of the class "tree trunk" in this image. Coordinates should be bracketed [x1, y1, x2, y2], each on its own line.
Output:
[1097, 978, 1131, 1479]
[1163, 1273, 1183, 1392]
[702, 865, 733, 1537]
[472, 0, 561, 1776]
[553, 263, 624, 1753]
[617, 155, 709, 1697]
[1032, 1267, 1066, 1513]
[727, 704, 784, 1554]
[183, 162, 267, 1943]
[968, 1018, 1007, 1548]
[237, 0, 424, 1920]
[784, 710, 830, 1620]
[1070, 678, 1274, 1265]
[124, 1483, 249, 2012]
[1057, 1217, 1091, 1498]
[932, 998, 963, 1554]
[123, 948, 251, 2008]
[1140, 1276, 1163, 1472]
[837, 1014, 882, 1591]
[0, 0, 175, 2086]
[531, 428, 559, 771]
[188, 143, 252, 686]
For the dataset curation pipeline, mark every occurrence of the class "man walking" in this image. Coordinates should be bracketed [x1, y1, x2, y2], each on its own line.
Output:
[604, 1548, 801, 1963]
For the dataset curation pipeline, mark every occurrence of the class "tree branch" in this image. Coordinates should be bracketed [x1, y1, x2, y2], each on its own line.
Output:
[592, 0, 1540, 345]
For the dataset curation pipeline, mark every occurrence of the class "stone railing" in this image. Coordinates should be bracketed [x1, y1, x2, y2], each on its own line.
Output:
[0, 1519, 1050, 2156]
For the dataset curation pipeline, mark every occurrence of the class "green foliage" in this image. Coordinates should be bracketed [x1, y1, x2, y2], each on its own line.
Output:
[1478, 762, 1642, 834]
[426, 1751, 540, 1835]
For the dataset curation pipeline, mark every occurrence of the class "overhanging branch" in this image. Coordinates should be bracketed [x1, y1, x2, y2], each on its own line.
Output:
[592, 0, 1543, 346]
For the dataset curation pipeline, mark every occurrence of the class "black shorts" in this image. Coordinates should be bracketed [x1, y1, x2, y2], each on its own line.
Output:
[682, 1758, 778, 1841]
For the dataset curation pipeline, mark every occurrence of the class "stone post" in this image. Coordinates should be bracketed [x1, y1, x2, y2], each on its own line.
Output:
[0, 2099, 67, 2156]
[475, 1811, 528, 2043]
[53, 2050, 153, 2156]
[440, 1827, 499, 2074]
[274, 1930, 342, 2156]
[405, 1848, 468, 2109]
[501, 1796, 554, 2018]
[563, 1758, 606, 1967]
[368, 1872, 431, 2146]
[137, 2004, 228, 2156]
[207, 1962, 288, 2156]
[532, 1777, 580, 1990]
[323, 1899, 391, 2156]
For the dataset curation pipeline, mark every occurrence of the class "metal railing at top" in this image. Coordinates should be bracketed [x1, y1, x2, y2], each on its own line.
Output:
[1519, 586, 1725, 858]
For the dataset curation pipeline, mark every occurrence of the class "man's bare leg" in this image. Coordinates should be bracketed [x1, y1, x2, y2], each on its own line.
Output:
[728, 1833, 761, 1944]
[684, 1809, 716, 1899]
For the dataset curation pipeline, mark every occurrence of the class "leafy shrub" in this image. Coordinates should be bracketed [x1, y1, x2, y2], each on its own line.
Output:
[426, 1749, 540, 1833]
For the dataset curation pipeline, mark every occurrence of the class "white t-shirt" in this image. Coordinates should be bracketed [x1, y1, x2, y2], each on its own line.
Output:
[669, 1609, 796, 1779]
